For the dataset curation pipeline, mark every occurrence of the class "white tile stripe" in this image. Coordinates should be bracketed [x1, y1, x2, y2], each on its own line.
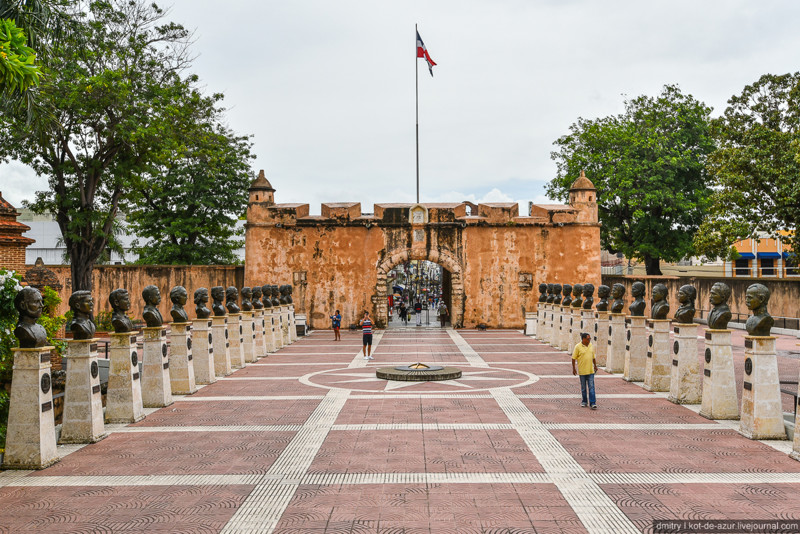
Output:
[348, 330, 384, 368]
[446, 328, 489, 368]
[330, 423, 514, 431]
[220, 389, 350, 534]
[301, 472, 553, 485]
[590, 472, 800, 484]
[176, 395, 327, 401]
[446, 329, 639, 534]
[111, 425, 304, 433]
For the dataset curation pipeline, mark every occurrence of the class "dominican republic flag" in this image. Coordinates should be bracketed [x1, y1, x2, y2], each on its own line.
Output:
[416, 30, 436, 76]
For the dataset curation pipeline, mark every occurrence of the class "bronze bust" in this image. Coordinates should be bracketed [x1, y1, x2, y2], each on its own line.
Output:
[287, 285, 294, 304]
[561, 284, 572, 307]
[279, 285, 289, 305]
[538, 283, 548, 303]
[571, 283, 583, 308]
[252, 286, 264, 310]
[194, 287, 211, 319]
[226, 286, 240, 314]
[261, 284, 273, 309]
[271, 285, 281, 307]
[69, 290, 96, 339]
[142, 285, 163, 328]
[674, 284, 696, 324]
[628, 282, 646, 316]
[211, 286, 226, 316]
[707, 282, 732, 330]
[553, 284, 563, 306]
[610, 283, 626, 314]
[241, 287, 253, 312]
[595, 285, 610, 312]
[650, 283, 669, 320]
[13, 287, 47, 348]
[745, 283, 774, 336]
[582, 283, 595, 309]
[169, 286, 189, 323]
[109, 288, 134, 333]
[545, 283, 555, 303]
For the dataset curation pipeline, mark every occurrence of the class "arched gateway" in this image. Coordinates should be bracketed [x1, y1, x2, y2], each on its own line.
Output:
[244, 170, 601, 330]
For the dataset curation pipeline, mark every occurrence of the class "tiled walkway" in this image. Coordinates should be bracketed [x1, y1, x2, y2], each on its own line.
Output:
[2, 327, 800, 533]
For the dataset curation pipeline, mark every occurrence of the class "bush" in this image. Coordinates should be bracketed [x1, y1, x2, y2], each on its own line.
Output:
[0, 269, 23, 451]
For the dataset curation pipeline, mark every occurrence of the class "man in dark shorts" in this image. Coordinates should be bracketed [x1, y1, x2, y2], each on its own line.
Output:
[330, 309, 341, 341]
[360, 311, 374, 359]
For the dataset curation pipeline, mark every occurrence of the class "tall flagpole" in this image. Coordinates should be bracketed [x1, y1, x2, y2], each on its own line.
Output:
[415, 24, 419, 204]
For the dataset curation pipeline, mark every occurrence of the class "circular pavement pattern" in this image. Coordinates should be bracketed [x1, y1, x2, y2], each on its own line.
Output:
[300, 365, 538, 393]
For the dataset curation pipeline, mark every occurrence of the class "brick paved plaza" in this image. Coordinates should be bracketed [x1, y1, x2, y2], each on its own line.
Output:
[2, 325, 800, 533]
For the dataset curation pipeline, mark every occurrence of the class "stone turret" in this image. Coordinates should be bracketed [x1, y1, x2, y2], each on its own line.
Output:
[249, 170, 275, 205]
[569, 170, 598, 223]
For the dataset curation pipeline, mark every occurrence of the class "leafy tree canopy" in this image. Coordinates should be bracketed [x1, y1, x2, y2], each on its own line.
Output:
[125, 87, 254, 264]
[548, 84, 716, 275]
[693, 73, 800, 261]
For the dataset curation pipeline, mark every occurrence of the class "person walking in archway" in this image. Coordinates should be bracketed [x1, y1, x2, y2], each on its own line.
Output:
[399, 302, 408, 325]
[438, 302, 448, 328]
[414, 301, 422, 326]
[360, 311, 374, 359]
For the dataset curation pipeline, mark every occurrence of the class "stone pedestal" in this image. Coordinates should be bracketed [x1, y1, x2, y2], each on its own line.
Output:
[169, 323, 197, 395]
[668, 323, 701, 404]
[211, 316, 232, 376]
[581, 310, 594, 347]
[241, 311, 258, 363]
[535, 307, 545, 340]
[556, 306, 569, 351]
[281, 306, 291, 346]
[2, 347, 58, 469]
[623, 316, 647, 382]
[105, 332, 144, 424]
[525, 311, 537, 337]
[739, 336, 785, 440]
[289, 305, 298, 342]
[539, 304, 552, 344]
[141, 327, 173, 408]
[264, 310, 277, 353]
[254, 310, 267, 358]
[60, 339, 107, 444]
[790, 374, 800, 460]
[606, 313, 627, 373]
[700, 329, 739, 420]
[274, 310, 285, 350]
[227, 313, 245, 369]
[192, 319, 216, 385]
[644, 319, 672, 392]
[570, 308, 582, 351]
[594, 311, 609, 366]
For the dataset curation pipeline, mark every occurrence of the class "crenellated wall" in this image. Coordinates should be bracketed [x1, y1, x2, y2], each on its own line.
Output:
[244, 174, 602, 330]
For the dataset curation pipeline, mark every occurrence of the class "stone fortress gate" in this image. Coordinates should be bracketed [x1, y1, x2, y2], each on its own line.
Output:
[244, 171, 601, 330]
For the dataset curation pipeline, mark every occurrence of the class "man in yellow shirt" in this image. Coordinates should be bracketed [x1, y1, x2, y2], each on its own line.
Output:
[572, 332, 598, 409]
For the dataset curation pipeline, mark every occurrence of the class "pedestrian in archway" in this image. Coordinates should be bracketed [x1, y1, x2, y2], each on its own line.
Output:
[360, 311, 373, 359]
[414, 301, 422, 326]
[399, 302, 407, 325]
[438, 302, 448, 328]
[330, 309, 341, 341]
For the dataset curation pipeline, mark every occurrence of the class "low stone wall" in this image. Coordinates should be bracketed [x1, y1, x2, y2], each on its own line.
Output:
[602, 275, 800, 322]
[33, 264, 244, 321]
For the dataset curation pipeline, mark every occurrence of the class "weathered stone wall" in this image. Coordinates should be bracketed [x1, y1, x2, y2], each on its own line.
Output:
[602, 275, 800, 322]
[31, 264, 244, 322]
[245, 199, 601, 330]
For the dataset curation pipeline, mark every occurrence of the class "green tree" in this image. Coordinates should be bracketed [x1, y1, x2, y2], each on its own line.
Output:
[693, 73, 800, 261]
[0, 18, 40, 93]
[0, 0, 194, 290]
[125, 88, 254, 264]
[548, 85, 716, 275]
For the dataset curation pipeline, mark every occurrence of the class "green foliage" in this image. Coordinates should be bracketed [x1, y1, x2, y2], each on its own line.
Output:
[125, 87, 255, 265]
[37, 285, 65, 354]
[94, 310, 112, 332]
[548, 85, 716, 274]
[0, 18, 40, 93]
[694, 73, 800, 260]
[0, 269, 23, 450]
[0, 0, 197, 290]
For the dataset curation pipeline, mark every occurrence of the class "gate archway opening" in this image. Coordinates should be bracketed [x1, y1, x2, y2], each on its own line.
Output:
[375, 249, 464, 328]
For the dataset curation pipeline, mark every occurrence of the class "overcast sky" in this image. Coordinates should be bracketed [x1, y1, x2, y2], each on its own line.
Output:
[3, 0, 800, 215]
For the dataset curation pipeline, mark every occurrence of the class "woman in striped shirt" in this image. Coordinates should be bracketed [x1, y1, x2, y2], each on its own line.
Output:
[360, 311, 373, 359]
